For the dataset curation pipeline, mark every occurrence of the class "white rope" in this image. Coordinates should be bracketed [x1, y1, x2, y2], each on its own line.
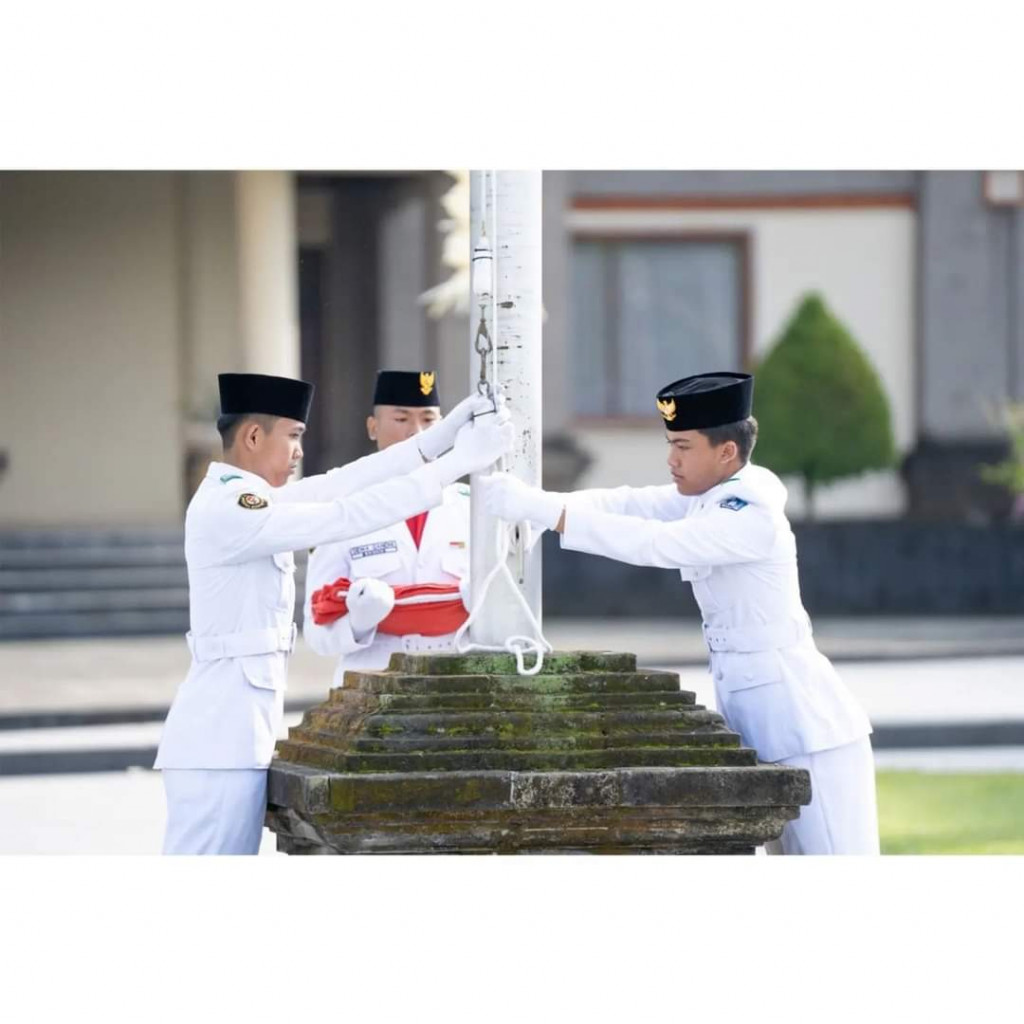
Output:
[452, 508, 552, 676]
[337, 518, 551, 675]
[453, 443, 551, 676]
[332, 589, 458, 608]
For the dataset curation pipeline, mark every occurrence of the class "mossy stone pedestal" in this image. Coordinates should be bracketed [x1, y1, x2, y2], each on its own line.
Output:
[266, 651, 810, 854]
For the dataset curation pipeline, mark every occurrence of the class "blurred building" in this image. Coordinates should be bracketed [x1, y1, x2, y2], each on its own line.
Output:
[0, 170, 460, 527]
[2, 169, 1023, 530]
[3, 168, 1024, 634]
[544, 170, 1024, 522]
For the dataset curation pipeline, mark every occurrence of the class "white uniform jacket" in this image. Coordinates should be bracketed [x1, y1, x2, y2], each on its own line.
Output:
[303, 484, 471, 684]
[559, 463, 872, 762]
[154, 439, 448, 771]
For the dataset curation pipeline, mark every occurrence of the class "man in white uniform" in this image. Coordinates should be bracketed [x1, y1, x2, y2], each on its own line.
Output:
[303, 371, 470, 683]
[154, 372, 513, 854]
[479, 371, 878, 855]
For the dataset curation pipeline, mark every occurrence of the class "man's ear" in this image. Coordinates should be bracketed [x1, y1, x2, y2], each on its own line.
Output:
[366, 415, 377, 441]
[242, 420, 262, 452]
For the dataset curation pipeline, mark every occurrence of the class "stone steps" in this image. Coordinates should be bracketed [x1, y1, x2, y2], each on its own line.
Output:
[286, 728, 739, 754]
[0, 609, 193, 639]
[392, 651, 640, 676]
[0, 567, 189, 591]
[283, 652, 743, 773]
[326, 689, 696, 712]
[306, 707, 727, 738]
[268, 652, 809, 854]
[0, 528, 306, 639]
[0, 546, 188, 569]
[272, 742, 758, 773]
[338, 669, 682, 696]
[0, 588, 192, 613]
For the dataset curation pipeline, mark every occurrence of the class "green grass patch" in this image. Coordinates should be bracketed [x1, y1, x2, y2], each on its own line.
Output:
[877, 771, 1024, 854]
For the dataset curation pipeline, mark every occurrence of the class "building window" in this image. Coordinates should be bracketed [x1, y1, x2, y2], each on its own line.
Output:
[983, 171, 1024, 207]
[569, 236, 749, 419]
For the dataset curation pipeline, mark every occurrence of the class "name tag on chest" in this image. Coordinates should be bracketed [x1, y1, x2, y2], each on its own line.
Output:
[350, 540, 399, 559]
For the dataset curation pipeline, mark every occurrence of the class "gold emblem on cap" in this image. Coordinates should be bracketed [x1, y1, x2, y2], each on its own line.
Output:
[656, 397, 677, 422]
[419, 371, 435, 397]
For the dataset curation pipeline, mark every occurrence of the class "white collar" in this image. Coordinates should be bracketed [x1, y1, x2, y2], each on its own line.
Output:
[205, 461, 271, 490]
[698, 462, 748, 504]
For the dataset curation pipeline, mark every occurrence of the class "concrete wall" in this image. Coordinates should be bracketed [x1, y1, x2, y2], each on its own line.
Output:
[543, 521, 1024, 617]
[378, 179, 431, 374]
[5, 169, 1018, 530]
[553, 181, 916, 518]
[178, 172, 245, 500]
[919, 171, 1024, 439]
[180, 172, 242, 422]
[542, 171, 572, 435]
[0, 171, 298, 526]
[0, 172, 185, 526]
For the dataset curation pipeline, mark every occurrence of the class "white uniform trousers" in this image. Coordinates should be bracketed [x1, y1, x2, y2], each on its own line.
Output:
[766, 737, 880, 855]
[161, 769, 268, 855]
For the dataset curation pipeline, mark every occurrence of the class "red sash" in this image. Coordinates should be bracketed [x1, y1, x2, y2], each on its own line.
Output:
[310, 578, 468, 637]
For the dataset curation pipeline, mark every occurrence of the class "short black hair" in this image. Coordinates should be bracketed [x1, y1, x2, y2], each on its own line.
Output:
[217, 413, 279, 448]
[697, 416, 759, 463]
[369, 405, 442, 419]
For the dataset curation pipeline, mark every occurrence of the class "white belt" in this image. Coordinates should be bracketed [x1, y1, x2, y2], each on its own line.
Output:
[399, 634, 457, 654]
[187, 623, 297, 662]
[702, 617, 811, 653]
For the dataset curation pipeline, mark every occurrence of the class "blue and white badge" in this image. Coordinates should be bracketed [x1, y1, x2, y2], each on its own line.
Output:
[350, 540, 399, 559]
[719, 496, 749, 512]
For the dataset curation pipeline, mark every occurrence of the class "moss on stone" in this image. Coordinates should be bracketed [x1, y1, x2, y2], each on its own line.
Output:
[387, 650, 638, 677]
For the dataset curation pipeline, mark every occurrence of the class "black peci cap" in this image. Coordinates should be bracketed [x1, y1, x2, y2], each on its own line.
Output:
[373, 370, 442, 408]
[218, 373, 315, 423]
[655, 372, 754, 430]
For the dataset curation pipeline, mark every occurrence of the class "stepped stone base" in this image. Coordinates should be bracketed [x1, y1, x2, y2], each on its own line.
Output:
[267, 651, 810, 855]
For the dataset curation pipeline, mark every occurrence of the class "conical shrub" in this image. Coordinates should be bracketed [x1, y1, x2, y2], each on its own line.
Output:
[754, 293, 896, 516]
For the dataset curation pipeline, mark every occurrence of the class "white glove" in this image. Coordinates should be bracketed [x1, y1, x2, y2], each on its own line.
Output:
[346, 577, 395, 639]
[477, 472, 565, 531]
[416, 391, 499, 461]
[435, 405, 515, 482]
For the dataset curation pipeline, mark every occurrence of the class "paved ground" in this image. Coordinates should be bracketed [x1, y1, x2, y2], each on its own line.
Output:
[0, 769, 279, 855]
[872, 746, 1024, 772]
[661, 656, 1024, 729]
[549, 616, 1024, 664]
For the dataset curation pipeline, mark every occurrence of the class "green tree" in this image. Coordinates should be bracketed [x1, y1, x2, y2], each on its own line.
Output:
[979, 403, 1024, 521]
[754, 293, 896, 519]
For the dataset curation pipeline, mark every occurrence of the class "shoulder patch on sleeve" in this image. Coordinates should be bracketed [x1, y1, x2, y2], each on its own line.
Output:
[719, 496, 749, 512]
[238, 492, 269, 510]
